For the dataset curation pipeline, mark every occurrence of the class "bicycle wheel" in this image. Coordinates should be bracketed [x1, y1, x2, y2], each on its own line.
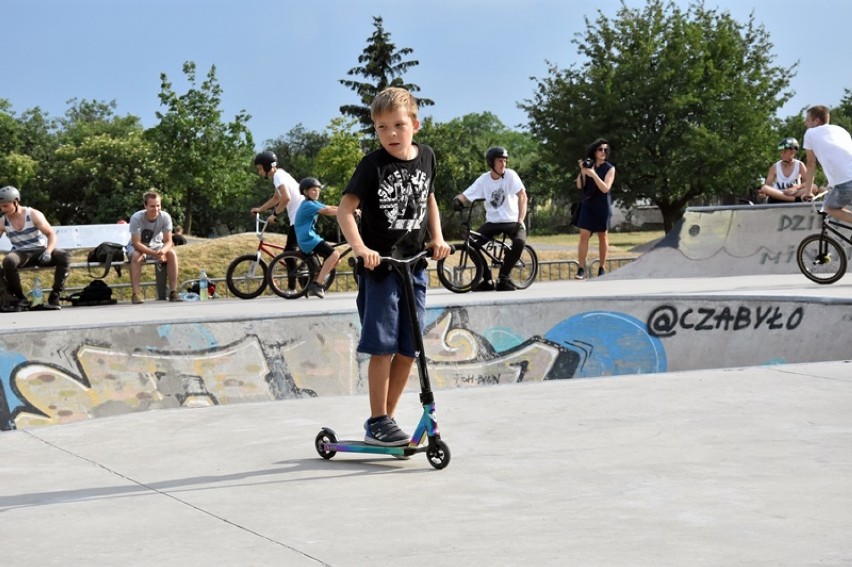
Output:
[508, 245, 539, 289]
[796, 233, 847, 284]
[226, 254, 268, 299]
[436, 242, 485, 293]
[267, 251, 311, 299]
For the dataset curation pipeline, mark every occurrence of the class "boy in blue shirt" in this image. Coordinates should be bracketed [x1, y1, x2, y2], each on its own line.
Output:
[337, 87, 450, 446]
[294, 177, 339, 299]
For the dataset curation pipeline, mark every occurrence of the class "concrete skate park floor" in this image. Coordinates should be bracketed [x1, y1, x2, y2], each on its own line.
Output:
[2, 273, 851, 565]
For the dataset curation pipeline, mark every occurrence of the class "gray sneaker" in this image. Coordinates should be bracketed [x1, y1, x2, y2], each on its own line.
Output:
[364, 416, 410, 446]
[307, 282, 325, 298]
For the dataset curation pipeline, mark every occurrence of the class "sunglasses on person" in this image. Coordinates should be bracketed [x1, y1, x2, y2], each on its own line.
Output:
[596, 146, 609, 153]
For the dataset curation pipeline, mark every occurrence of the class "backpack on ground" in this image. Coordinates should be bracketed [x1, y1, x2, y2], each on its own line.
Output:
[87, 242, 126, 278]
[68, 279, 116, 307]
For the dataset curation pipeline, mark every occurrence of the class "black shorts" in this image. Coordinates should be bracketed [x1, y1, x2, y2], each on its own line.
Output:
[311, 240, 335, 258]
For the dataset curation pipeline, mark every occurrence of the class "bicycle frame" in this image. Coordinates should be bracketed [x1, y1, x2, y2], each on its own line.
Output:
[252, 213, 286, 260]
[226, 213, 290, 299]
[818, 212, 852, 246]
[459, 200, 510, 270]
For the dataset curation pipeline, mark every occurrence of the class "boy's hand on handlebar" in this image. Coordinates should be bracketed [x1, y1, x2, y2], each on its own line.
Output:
[427, 239, 451, 261]
[354, 245, 381, 270]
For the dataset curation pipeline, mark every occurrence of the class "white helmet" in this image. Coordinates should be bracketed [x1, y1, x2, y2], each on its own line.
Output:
[0, 186, 21, 204]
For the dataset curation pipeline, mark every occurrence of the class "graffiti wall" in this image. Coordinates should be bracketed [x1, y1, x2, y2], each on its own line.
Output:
[2, 295, 850, 430]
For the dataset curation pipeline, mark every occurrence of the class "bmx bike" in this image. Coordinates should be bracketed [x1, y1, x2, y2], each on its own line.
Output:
[436, 198, 538, 293]
[225, 213, 287, 299]
[265, 242, 356, 299]
[796, 207, 852, 284]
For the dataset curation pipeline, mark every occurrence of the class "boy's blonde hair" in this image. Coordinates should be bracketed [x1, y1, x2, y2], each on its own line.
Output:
[371, 87, 419, 122]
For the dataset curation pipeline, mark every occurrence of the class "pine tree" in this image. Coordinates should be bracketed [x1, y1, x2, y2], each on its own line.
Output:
[340, 16, 434, 135]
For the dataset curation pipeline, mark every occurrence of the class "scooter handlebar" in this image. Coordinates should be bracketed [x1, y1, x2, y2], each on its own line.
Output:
[347, 245, 456, 269]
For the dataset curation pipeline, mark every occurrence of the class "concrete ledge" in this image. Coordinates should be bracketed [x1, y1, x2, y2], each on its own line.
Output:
[1, 275, 850, 431]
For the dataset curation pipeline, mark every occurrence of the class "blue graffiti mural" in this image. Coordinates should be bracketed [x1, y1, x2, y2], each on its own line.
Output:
[544, 311, 667, 377]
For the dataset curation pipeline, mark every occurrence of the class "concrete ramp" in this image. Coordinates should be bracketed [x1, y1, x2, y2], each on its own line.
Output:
[608, 203, 851, 279]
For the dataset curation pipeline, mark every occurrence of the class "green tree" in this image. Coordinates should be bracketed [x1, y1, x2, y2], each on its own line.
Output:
[52, 130, 163, 224]
[266, 124, 329, 182]
[0, 101, 55, 206]
[831, 89, 852, 132]
[522, 0, 794, 231]
[418, 112, 514, 207]
[314, 117, 363, 202]
[39, 98, 163, 224]
[340, 15, 435, 136]
[150, 61, 255, 236]
[0, 100, 22, 156]
[416, 113, 549, 236]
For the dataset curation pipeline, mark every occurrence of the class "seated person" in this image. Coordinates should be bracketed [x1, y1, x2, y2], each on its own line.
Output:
[172, 225, 188, 246]
[294, 177, 339, 299]
[453, 146, 528, 291]
[758, 138, 813, 203]
[0, 185, 70, 311]
[125, 190, 182, 304]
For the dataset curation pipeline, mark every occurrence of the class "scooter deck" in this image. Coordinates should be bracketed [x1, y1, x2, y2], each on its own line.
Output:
[322, 440, 424, 456]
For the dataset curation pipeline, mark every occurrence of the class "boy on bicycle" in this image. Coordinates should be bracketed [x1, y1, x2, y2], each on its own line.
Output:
[452, 146, 528, 291]
[337, 87, 450, 446]
[294, 177, 339, 299]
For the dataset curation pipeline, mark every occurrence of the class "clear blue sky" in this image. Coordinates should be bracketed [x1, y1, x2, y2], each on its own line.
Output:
[3, 0, 850, 148]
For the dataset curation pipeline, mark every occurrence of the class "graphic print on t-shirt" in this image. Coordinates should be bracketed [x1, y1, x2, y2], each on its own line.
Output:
[378, 165, 429, 231]
[489, 186, 507, 210]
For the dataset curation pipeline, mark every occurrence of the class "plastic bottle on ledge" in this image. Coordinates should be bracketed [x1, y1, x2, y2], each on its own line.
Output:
[31, 276, 43, 307]
[199, 270, 209, 301]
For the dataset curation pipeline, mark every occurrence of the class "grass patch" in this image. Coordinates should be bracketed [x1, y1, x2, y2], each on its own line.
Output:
[17, 229, 664, 297]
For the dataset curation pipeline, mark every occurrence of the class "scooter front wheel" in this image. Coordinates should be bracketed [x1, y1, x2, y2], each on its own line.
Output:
[426, 439, 451, 470]
[315, 428, 338, 460]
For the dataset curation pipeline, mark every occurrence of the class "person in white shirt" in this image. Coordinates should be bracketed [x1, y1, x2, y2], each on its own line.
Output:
[453, 146, 528, 292]
[758, 137, 812, 203]
[250, 151, 304, 295]
[802, 105, 852, 223]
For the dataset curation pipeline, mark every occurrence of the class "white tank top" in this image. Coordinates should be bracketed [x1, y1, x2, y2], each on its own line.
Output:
[773, 160, 801, 190]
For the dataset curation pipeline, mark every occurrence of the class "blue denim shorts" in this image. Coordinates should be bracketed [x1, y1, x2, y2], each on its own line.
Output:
[825, 179, 852, 209]
[356, 266, 427, 357]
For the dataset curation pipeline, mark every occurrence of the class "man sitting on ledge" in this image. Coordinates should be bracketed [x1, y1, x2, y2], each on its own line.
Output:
[125, 190, 183, 304]
[0, 185, 70, 311]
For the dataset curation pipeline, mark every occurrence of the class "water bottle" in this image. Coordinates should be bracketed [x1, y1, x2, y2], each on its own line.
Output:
[199, 270, 209, 301]
[31, 276, 43, 307]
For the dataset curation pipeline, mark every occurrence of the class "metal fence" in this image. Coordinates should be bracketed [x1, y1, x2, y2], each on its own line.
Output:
[62, 257, 638, 302]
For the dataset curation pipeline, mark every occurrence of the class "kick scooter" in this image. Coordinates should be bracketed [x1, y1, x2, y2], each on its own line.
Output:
[314, 249, 451, 470]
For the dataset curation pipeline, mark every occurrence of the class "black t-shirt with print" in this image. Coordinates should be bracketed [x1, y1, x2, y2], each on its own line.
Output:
[343, 144, 436, 258]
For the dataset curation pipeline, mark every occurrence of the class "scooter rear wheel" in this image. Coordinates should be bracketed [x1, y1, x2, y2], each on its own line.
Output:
[427, 439, 451, 469]
[315, 428, 338, 459]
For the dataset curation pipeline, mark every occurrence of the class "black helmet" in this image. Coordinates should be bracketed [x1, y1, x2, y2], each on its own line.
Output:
[299, 177, 322, 195]
[778, 137, 799, 151]
[253, 151, 277, 173]
[0, 185, 21, 204]
[485, 146, 509, 169]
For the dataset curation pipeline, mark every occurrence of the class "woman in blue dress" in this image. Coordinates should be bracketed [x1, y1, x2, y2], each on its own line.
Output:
[574, 138, 615, 279]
